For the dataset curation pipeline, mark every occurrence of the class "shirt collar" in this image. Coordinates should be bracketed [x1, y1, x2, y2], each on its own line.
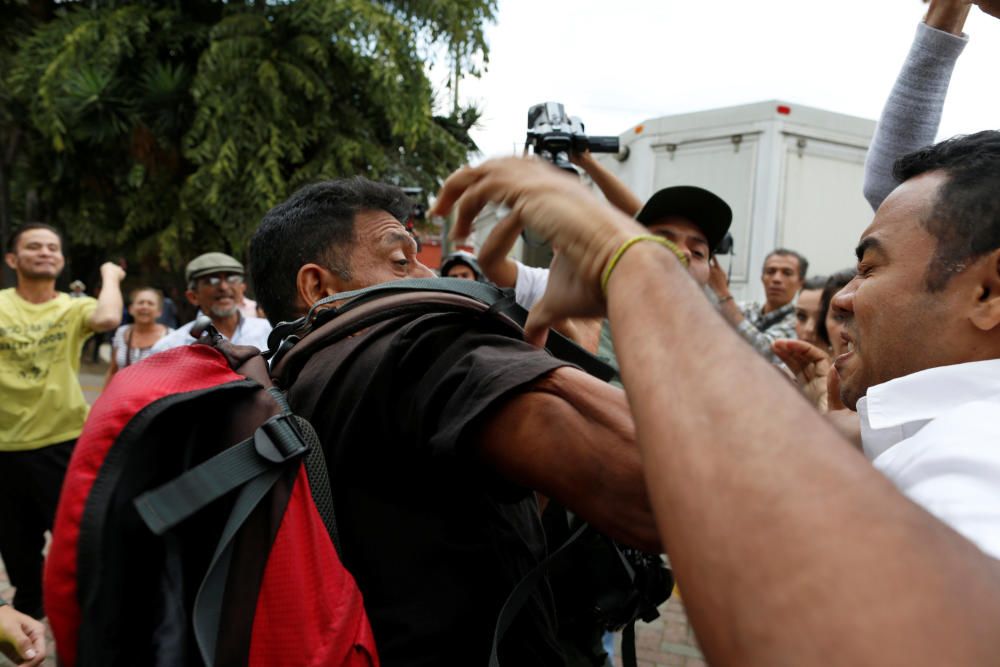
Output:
[859, 359, 1000, 459]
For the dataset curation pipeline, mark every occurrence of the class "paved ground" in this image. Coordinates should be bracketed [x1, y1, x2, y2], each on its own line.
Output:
[2, 350, 705, 666]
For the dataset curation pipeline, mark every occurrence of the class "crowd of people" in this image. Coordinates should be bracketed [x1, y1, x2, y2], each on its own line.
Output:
[1, 0, 999, 664]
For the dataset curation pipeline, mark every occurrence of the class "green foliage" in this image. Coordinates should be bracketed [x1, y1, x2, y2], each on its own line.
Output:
[2, 0, 494, 277]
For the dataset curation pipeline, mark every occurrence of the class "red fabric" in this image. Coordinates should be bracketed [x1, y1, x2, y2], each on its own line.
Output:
[44, 345, 243, 667]
[249, 465, 378, 667]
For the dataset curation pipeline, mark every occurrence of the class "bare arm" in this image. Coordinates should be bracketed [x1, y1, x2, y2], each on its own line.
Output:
[572, 151, 642, 216]
[436, 157, 1000, 666]
[475, 207, 521, 288]
[88, 263, 126, 333]
[475, 366, 660, 553]
[608, 245, 1000, 665]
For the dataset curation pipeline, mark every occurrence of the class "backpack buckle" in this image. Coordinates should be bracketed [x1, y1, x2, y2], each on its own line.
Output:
[254, 414, 309, 463]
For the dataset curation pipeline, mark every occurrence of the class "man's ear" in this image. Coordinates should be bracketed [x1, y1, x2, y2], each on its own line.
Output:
[970, 249, 1000, 332]
[184, 289, 199, 308]
[4, 252, 16, 271]
[296, 263, 347, 313]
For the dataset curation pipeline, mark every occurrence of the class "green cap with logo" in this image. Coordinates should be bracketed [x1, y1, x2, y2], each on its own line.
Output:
[185, 252, 244, 284]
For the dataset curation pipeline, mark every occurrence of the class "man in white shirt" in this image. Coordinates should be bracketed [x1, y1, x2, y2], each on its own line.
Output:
[151, 252, 272, 353]
[829, 130, 1000, 558]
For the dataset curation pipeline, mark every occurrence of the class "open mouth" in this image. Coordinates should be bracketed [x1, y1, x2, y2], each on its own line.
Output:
[834, 333, 856, 368]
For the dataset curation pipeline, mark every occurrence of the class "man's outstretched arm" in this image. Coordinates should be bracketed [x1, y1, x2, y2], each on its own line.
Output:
[475, 366, 660, 553]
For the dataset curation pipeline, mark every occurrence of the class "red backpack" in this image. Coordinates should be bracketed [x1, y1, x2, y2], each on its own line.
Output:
[44, 338, 377, 667]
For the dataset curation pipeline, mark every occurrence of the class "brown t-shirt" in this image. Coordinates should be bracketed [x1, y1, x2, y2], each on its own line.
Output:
[288, 310, 569, 667]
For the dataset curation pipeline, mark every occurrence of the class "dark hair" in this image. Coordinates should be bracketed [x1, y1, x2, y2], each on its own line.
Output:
[249, 177, 414, 325]
[6, 222, 64, 253]
[801, 275, 827, 292]
[440, 251, 483, 280]
[893, 130, 1000, 291]
[764, 248, 808, 279]
[815, 268, 856, 348]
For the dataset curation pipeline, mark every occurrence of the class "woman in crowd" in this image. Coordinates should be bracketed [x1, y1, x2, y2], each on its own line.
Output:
[104, 287, 173, 385]
[775, 269, 856, 412]
[793, 275, 828, 348]
[815, 268, 857, 359]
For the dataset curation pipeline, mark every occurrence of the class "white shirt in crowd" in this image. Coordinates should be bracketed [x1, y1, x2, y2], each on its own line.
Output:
[150, 312, 273, 354]
[512, 260, 550, 310]
[859, 359, 1000, 559]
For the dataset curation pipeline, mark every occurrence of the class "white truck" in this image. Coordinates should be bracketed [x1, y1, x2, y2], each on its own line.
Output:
[594, 100, 876, 302]
[471, 100, 876, 303]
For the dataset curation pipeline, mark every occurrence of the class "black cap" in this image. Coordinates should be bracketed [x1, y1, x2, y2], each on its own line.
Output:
[440, 251, 484, 281]
[634, 186, 732, 253]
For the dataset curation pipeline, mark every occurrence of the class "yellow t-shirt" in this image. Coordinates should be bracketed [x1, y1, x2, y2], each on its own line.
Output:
[0, 288, 98, 451]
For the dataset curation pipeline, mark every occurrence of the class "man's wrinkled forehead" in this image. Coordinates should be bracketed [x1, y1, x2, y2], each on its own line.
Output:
[355, 209, 416, 251]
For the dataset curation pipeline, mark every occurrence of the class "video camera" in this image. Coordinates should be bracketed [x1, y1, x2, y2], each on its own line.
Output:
[525, 102, 620, 172]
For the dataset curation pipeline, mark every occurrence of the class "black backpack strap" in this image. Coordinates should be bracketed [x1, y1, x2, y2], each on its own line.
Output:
[192, 464, 286, 666]
[268, 278, 616, 382]
[133, 413, 311, 536]
[489, 522, 590, 667]
[621, 621, 638, 667]
[265, 387, 342, 554]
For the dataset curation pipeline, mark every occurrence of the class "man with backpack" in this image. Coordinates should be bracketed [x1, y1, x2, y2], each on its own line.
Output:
[249, 177, 659, 666]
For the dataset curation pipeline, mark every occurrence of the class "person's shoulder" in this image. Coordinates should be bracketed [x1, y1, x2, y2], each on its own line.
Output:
[112, 324, 130, 343]
[244, 316, 272, 331]
[65, 292, 97, 320]
[152, 321, 196, 351]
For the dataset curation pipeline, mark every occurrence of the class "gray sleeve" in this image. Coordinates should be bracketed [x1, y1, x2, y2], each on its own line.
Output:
[862, 23, 968, 211]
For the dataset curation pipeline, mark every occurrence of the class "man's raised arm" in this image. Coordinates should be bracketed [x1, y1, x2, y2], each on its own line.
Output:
[863, 0, 970, 210]
[88, 262, 126, 333]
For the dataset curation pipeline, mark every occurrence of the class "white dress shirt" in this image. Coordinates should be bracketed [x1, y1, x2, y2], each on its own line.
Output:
[859, 359, 1000, 559]
[150, 313, 273, 354]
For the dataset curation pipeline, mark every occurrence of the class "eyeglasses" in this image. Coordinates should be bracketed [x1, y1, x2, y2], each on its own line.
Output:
[197, 274, 244, 288]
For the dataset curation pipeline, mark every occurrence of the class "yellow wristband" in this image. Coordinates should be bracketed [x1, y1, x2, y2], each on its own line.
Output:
[600, 235, 688, 295]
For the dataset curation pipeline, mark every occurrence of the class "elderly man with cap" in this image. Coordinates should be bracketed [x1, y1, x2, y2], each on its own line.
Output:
[151, 252, 272, 353]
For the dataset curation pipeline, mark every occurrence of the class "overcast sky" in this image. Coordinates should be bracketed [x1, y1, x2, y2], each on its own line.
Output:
[435, 0, 1000, 160]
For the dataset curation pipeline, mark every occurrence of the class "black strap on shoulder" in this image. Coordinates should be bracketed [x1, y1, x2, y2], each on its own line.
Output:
[133, 413, 311, 536]
[489, 522, 590, 667]
[268, 278, 616, 382]
[621, 621, 638, 667]
[192, 465, 285, 666]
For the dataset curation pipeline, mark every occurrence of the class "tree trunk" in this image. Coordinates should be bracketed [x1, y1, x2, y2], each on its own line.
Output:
[0, 128, 22, 288]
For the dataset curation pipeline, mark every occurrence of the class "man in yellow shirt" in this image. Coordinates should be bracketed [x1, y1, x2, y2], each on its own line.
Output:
[0, 223, 124, 619]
